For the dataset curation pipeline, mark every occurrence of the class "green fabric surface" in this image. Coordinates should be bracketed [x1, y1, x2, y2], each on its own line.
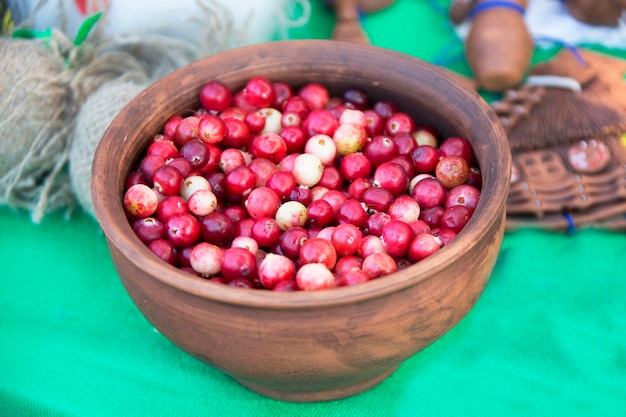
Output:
[2, 1, 626, 416]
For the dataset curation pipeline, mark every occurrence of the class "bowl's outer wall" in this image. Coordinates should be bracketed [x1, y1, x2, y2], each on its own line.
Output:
[92, 40, 510, 396]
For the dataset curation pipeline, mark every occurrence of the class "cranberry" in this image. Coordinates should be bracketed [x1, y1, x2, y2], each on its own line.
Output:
[223, 205, 248, 224]
[273, 279, 299, 292]
[445, 184, 481, 212]
[288, 186, 313, 206]
[265, 171, 297, 201]
[163, 115, 183, 138]
[138, 154, 166, 185]
[197, 114, 226, 144]
[342, 88, 369, 109]
[296, 263, 335, 291]
[436, 155, 470, 188]
[166, 157, 193, 179]
[364, 135, 398, 168]
[408, 233, 441, 262]
[166, 212, 201, 247]
[299, 237, 337, 270]
[411, 145, 440, 174]
[244, 110, 266, 134]
[318, 166, 344, 190]
[336, 199, 368, 228]
[272, 81, 293, 108]
[279, 126, 307, 153]
[199, 80, 232, 112]
[190, 242, 223, 276]
[365, 211, 391, 237]
[231, 236, 259, 254]
[200, 144, 222, 174]
[333, 122, 367, 156]
[306, 199, 335, 228]
[156, 195, 188, 222]
[173, 115, 201, 147]
[334, 255, 363, 277]
[381, 220, 414, 258]
[373, 100, 398, 118]
[409, 219, 431, 236]
[362, 252, 397, 279]
[439, 136, 473, 163]
[440, 205, 472, 233]
[132, 217, 166, 244]
[205, 171, 227, 201]
[220, 106, 247, 121]
[340, 152, 371, 181]
[147, 139, 178, 160]
[387, 195, 421, 223]
[431, 228, 457, 246]
[244, 76, 276, 109]
[373, 162, 409, 196]
[303, 109, 339, 137]
[291, 153, 324, 187]
[180, 140, 210, 170]
[358, 234, 386, 258]
[222, 117, 251, 149]
[248, 157, 278, 188]
[413, 127, 439, 147]
[275, 200, 307, 230]
[278, 227, 309, 259]
[411, 177, 447, 209]
[187, 189, 218, 217]
[385, 112, 415, 137]
[347, 177, 372, 200]
[258, 253, 296, 289]
[124, 184, 159, 218]
[363, 109, 384, 136]
[419, 206, 444, 229]
[225, 165, 257, 196]
[339, 108, 368, 128]
[339, 269, 371, 287]
[392, 133, 418, 156]
[305, 134, 337, 166]
[148, 239, 178, 265]
[220, 247, 258, 282]
[331, 223, 362, 256]
[200, 211, 235, 246]
[298, 82, 329, 110]
[219, 148, 246, 175]
[283, 96, 310, 119]
[244, 186, 281, 219]
[251, 217, 281, 248]
[361, 187, 394, 213]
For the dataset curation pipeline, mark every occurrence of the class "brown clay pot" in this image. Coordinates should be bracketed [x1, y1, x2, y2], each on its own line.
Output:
[565, 0, 626, 27]
[91, 40, 511, 402]
[465, 0, 534, 92]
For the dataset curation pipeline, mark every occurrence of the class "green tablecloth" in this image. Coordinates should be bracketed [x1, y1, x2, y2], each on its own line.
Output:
[2, 1, 626, 415]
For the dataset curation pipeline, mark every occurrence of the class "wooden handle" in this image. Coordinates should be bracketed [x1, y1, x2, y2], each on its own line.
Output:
[331, 0, 369, 44]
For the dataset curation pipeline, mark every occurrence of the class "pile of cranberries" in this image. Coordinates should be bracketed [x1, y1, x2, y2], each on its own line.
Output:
[122, 76, 482, 291]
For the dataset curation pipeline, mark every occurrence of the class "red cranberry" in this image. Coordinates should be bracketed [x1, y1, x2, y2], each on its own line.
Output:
[334, 255, 363, 277]
[147, 139, 178, 160]
[200, 211, 235, 246]
[318, 166, 344, 190]
[392, 133, 418, 156]
[373, 162, 409, 196]
[362, 252, 397, 279]
[132, 217, 166, 244]
[411, 177, 447, 209]
[361, 187, 394, 213]
[251, 217, 281, 248]
[411, 145, 440, 174]
[365, 211, 391, 237]
[373, 100, 398, 118]
[339, 269, 371, 287]
[431, 228, 457, 246]
[222, 117, 251, 149]
[381, 220, 414, 258]
[364, 135, 398, 168]
[249, 132, 287, 163]
[408, 233, 441, 262]
[331, 223, 362, 256]
[138, 154, 166, 185]
[279, 126, 307, 153]
[156, 195, 188, 222]
[299, 237, 337, 270]
[244, 186, 281, 219]
[220, 247, 258, 282]
[288, 186, 313, 206]
[385, 112, 415, 137]
[244, 76, 276, 108]
[166, 157, 193, 179]
[248, 157, 278, 188]
[306, 199, 335, 228]
[199, 80, 232, 112]
[440, 205, 472, 233]
[342, 88, 369, 110]
[124, 184, 159, 218]
[272, 81, 294, 108]
[358, 234, 386, 258]
[340, 152, 372, 181]
[198, 114, 226, 144]
[419, 206, 444, 229]
[283, 96, 310, 118]
[173, 115, 201, 147]
[148, 239, 178, 265]
[445, 184, 481, 212]
[302, 109, 339, 137]
[439, 136, 473, 163]
[298, 82, 329, 110]
[387, 195, 421, 223]
[278, 227, 309, 260]
[163, 115, 183, 138]
[336, 199, 368, 228]
[258, 253, 296, 289]
[166, 213, 201, 247]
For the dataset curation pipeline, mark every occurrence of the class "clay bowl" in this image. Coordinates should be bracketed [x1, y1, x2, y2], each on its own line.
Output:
[91, 40, 511, 402]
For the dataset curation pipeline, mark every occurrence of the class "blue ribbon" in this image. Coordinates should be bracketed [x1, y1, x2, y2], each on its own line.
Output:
[468, 0, 525, 19]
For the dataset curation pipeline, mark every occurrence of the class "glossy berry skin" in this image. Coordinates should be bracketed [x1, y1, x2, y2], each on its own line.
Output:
[244, 76, 276, 109]
[199, 80, 233, 112]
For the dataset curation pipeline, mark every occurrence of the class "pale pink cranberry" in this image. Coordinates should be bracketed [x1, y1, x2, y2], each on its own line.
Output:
[445, 184, 481, 212]
[187, 189, 217, 217]
[358, 234, 386, 258]
[248, 158, 278, 188]
[305, 134, 337, 166]
[259, 253, 296, 289]
[291, 153, 324, 187]
[231, 236, 259, 254]
[333, 122, 367, 156]
[124, 184, 159, 218]
[275, 200, 307, 230]
[387, 195, 421, 223]
[412, 127, 439, 147]
[296, 263, 335, 291]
